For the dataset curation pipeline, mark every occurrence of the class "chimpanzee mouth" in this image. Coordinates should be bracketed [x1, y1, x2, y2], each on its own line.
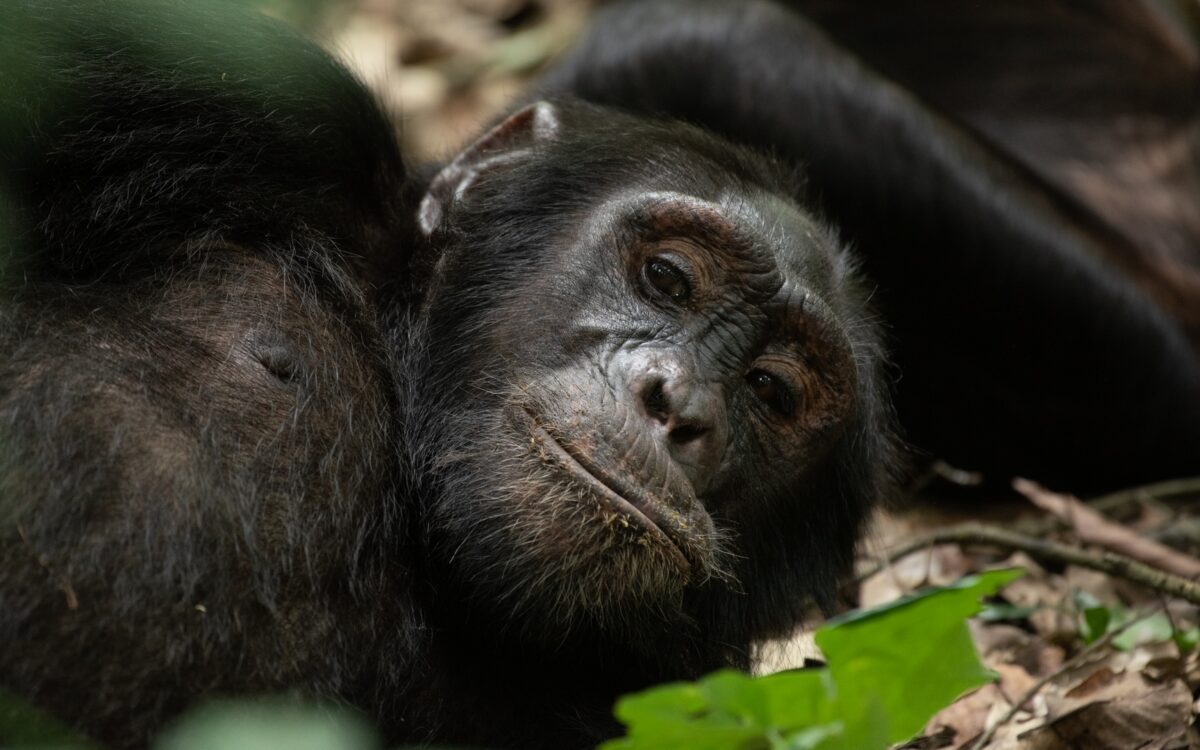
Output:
[527, 422, 695, 572]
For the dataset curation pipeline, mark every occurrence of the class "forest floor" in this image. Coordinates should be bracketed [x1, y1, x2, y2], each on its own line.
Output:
[293, 1, 1200, 747]
[841, 476, 1200, 750]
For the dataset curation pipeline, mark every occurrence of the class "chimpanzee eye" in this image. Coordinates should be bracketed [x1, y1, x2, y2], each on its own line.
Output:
[747, 369, 796, 416]
[643, 256, 690, 302]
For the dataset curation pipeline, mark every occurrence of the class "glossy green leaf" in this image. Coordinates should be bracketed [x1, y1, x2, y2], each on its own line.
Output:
[815, 568, 1024, 744]
[606, 569, 1024, 750]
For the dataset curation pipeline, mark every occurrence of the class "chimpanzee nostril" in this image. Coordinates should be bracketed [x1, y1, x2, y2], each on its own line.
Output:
[669, 423, 708, 445]
[628, 363, 730, 493]
[640, 378, 671, 423]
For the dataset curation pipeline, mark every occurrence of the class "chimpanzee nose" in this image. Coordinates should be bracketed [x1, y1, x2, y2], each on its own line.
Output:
[632, 366, 729, 493]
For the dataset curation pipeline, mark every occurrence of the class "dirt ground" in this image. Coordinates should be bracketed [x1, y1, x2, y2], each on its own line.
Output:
[287, 0, 593, 160]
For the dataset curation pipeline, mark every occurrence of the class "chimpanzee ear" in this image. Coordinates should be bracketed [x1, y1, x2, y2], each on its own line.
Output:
[418, 101, 561, 235]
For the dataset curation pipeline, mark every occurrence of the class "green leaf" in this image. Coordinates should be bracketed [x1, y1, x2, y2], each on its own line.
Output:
[1080, 605, 1112, 643]
[774, 722, 843, 750]
[0, 689, 99, 749]
[977, 602, 1038, 622]
[758, 669, 836, 729]
[815, 568, 1023, 744]
[603, 669, 842, 750]
[602, 676, 763, 750]
[606, 569, 1024, 750]
[1173, 627, 1200, 653]
[700, 670, 770, 727]
[1111, 612, 1175, 651]
[153, 699, 379, 750]
[611, 680, 709, 728]
[1072, 590, 1117, 644]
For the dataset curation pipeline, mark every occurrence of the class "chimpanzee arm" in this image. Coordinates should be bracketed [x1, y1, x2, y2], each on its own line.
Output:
[540, 0, 1200, 490]
[783, 0, 1200, 340]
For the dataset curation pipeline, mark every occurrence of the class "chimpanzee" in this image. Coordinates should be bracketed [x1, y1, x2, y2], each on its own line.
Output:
[0, 1, 1196, 749]
[540, 0, 1200, 491]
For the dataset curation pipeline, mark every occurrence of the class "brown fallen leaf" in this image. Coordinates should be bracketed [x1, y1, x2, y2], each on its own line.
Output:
[1063, 565, 1121, 607]
[1183, 649, 1200, 692]
[924, 684, 1008, 750]
[970, 622, 1065, 680]
[859, 543, 968, 608]
[901, 725, 958, 750]
[1024, 671, 1194, 750]
[1062, 665, 1118, 699]
[994, 663, 1039, 707]
[1015, 478, 1200, 579]
[1001, 570, 1078, 645]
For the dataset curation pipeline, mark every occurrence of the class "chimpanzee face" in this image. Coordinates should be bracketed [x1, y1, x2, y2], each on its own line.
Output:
[406, 101, 888, 643]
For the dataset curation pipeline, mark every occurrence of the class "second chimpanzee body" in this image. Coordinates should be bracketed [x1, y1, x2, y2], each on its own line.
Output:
[1, 1, 1197, 748]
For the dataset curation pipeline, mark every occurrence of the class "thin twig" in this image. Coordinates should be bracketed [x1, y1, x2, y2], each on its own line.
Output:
[979, 475, 1200, 555]
[857, 523, 1200, 605]
[969, 609, 1160, 750]
[1015, 478, 1200, 578]
[1088, 476, 1200, 514]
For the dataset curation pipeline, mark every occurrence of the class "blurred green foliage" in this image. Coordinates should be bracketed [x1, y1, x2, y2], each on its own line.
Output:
[602, 569, 1024, 750]
[155, 699, 379, 750]
[2, 571, 1022, 750]
[1074, 590, 1198, 652]
[0, 689, 99, 750]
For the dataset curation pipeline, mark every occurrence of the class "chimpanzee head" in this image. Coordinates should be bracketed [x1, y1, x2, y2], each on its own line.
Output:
[404, 100, 894, 660]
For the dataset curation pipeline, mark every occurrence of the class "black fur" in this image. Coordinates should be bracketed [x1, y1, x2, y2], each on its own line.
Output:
[540, 0, 1200, 490]
[0, 1, 1196, 749]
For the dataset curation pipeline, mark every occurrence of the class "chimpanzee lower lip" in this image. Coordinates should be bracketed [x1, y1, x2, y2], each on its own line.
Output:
[528, 423, 692, 572]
